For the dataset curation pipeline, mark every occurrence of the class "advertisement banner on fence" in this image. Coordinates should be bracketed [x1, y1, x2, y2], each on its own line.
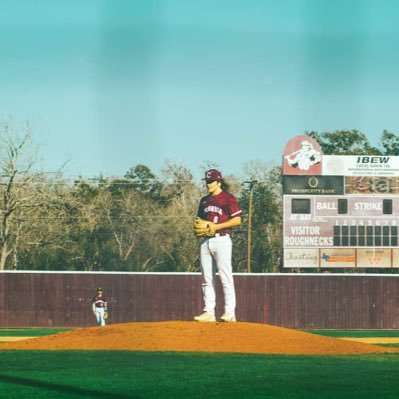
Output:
[393, 249, 399, 268]
[357, 249, 392, 268]
[320, 249, 356, 268]
[284, 248, 319, 268]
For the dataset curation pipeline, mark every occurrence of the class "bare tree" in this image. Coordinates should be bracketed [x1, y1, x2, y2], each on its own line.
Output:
[0, 120, 62, 270]
[0, 121, 38, 269]
[18, 176, 80, 270]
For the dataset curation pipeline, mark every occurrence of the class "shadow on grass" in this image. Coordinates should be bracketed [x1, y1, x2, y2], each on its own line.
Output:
[0, 374, 139, 399]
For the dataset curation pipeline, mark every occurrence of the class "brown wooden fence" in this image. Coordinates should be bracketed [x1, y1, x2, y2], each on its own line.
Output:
[1, 271, 399, 329]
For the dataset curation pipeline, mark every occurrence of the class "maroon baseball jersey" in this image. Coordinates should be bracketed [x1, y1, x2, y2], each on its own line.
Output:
[92, 295, 107, 308]
[197, 191, 242, 234]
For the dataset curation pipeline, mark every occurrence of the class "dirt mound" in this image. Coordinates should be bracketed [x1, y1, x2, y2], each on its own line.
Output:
[2, 321, 398, 355]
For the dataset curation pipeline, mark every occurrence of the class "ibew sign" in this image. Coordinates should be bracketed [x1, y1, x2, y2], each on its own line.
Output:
[322, 155, 399, 177]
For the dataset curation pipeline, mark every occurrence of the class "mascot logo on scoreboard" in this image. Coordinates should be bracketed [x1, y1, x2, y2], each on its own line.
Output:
[283, 135, 322, 175]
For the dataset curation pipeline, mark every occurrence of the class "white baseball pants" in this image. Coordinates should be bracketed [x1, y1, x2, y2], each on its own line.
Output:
[94, 308, 106, 326]
[200, 235, 236, 315]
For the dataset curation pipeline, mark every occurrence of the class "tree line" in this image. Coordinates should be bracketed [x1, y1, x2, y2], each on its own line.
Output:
[0, 121, 398, 272]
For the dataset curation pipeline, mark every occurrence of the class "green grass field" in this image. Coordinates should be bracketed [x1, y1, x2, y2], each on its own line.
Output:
[1, 328, 399, 398]
[304, 329, 399, 338]
[1, 351, 399, 399]
[303, 329, 399, 347]
[0, 328, 71, 337]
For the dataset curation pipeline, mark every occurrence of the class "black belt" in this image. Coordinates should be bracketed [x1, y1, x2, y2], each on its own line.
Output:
[215, 232, 229, 237]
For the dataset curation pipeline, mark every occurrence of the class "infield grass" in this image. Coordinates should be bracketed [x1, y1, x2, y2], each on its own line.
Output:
[1, 351, 399, 399]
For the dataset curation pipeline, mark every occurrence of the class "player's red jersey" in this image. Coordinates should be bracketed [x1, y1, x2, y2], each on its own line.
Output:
[197, 191, 242, 234]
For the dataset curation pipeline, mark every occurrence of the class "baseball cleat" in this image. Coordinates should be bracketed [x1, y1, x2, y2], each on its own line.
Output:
[220, 313, 236, 322]
[193, 312, 216, 322]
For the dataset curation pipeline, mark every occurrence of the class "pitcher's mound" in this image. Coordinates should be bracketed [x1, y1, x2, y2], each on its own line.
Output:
[2, 321, 398, 355]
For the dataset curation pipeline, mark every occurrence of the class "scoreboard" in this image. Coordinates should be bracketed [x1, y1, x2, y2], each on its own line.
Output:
[282, 135, 399, 269]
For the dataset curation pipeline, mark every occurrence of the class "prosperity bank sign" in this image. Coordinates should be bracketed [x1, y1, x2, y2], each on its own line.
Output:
[282, 135, 399, 269]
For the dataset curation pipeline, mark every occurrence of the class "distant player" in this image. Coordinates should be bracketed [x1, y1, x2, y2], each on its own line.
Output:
[92, 287, 108, 326]
[193, 169, 242, 322]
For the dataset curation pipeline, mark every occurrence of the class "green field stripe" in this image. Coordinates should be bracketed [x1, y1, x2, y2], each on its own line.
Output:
[302, 330, 399, 338]
[1, 351, 399, 399]
[0, 337, 38, 343]
[0, 328, 71, 337]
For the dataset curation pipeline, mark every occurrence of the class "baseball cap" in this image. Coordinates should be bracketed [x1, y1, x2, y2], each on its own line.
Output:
[203, 169, 222, 182]
[97, 287, 103, 292]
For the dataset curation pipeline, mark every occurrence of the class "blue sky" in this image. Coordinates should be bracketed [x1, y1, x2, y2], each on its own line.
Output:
[1, 0, 398, 180]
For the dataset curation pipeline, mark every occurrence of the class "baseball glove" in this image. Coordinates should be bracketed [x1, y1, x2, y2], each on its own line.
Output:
[193, 218, 216, 237]
[103, 311, 108, 320]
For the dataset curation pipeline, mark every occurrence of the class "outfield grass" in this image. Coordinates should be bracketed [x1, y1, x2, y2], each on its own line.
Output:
[0, 328, 71, 337]
[1, 351, 399, 399]
[303, 329, 399, 347]
[303, 330, 399, 338]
